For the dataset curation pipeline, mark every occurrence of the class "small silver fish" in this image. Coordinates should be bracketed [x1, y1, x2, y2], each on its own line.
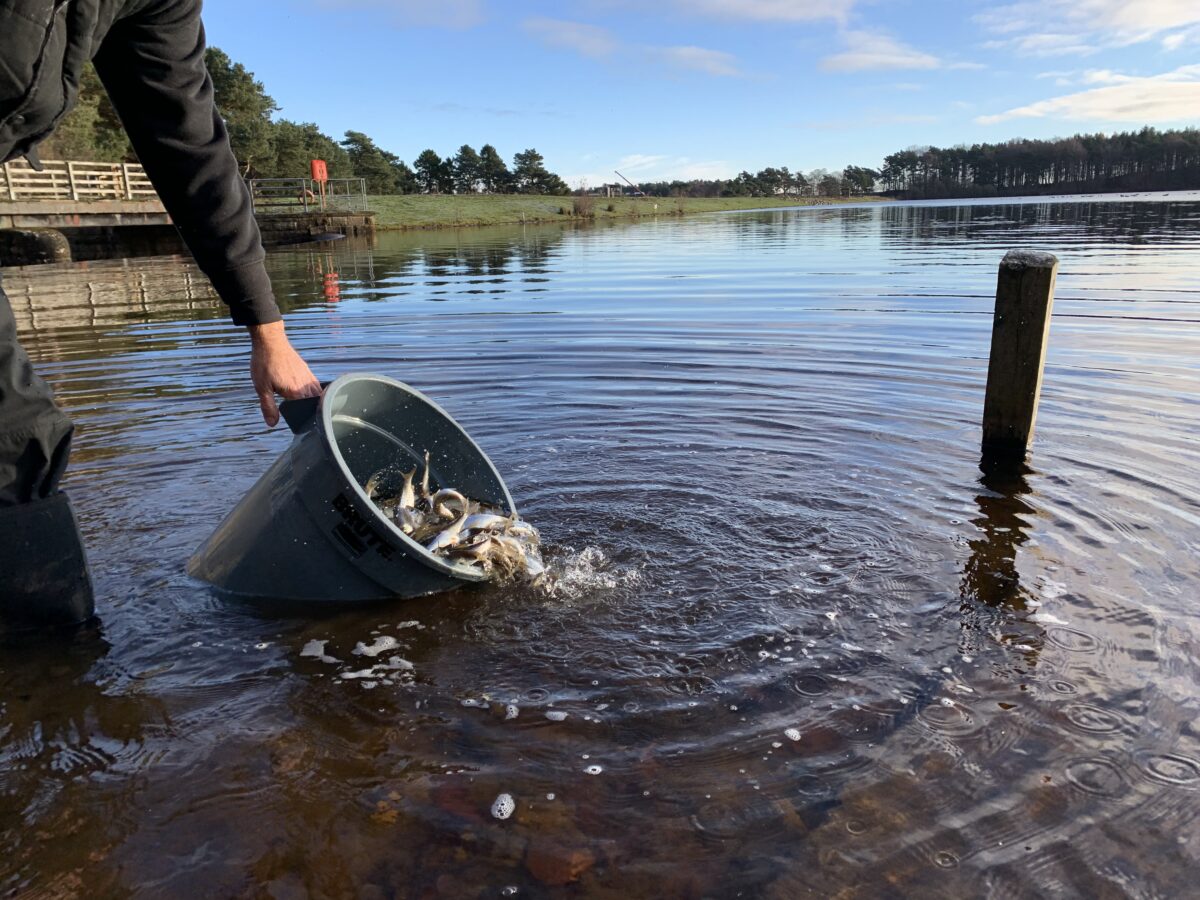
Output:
[419, 451, 431, 502]
[426, 510, 469, 553]
[399, 467, 416, 509]
[397, 506, 422, 535]
[461, 513, 510, 533]
[506, 519, 540, 541]
[431, 489, 468, 519]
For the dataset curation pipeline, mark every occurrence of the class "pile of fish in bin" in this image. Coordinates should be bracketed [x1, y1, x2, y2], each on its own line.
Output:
[364, 452, 545, 582]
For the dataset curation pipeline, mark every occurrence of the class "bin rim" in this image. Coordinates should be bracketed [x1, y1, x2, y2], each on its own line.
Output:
[318, 372, 516, 581]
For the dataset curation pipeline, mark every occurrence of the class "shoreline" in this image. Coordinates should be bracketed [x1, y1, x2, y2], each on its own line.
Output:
[366, 194, 888, 231]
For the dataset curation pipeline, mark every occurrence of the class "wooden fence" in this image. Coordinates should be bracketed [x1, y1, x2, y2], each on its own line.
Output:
[0, 159, 157, 202]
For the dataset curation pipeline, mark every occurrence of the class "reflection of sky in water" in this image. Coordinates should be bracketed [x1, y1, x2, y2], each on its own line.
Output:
[3, 194, 1200, 896]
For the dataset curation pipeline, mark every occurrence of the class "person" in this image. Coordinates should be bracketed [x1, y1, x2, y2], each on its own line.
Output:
[0, 0, 322, 631]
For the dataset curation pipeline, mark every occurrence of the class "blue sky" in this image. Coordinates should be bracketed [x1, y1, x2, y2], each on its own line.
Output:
[202, 0, 1200, 185]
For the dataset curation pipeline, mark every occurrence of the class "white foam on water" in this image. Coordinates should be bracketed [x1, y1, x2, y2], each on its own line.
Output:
[354, 635, 400, 657]
[784, 728, 802, 742]
[338, 655, 414, 684]
[491, 793, 516, 820]
[300, 640, 327, 658]
[536, 546, 643, 599]
[505, 704, 520, 720]
[545, 710, 568, 722]
[584, 765, 603, 775]
[1029, 611, 1070, 626]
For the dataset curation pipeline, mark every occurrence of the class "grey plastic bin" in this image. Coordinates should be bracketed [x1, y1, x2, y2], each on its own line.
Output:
[188, 373, 516, 602]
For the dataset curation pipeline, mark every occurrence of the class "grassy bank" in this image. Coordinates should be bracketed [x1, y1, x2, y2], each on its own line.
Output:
[365, 193, 886, 230]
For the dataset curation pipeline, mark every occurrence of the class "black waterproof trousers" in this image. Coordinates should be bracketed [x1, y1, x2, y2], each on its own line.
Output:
[0, 275, 93, 631]
[0, 276, 73, 505]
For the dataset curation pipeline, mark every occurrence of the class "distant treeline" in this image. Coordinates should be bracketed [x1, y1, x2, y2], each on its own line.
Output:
[616, 130, 1200, 200]
[878, 128, 1200, 199]
[38, 49, 570, 196]
[630, 165, 878, 199]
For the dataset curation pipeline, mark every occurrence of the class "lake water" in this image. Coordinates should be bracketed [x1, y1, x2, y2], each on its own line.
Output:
[3, 193, 1200, 897]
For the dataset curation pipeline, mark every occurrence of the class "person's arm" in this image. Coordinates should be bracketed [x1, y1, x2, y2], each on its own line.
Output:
[92, 0, 319, 426]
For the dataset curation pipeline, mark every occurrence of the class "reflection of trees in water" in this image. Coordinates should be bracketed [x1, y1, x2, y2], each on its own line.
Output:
[878, 199, 1198, 245]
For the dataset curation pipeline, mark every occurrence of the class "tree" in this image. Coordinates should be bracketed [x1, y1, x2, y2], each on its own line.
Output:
[391, 159, 419, 194]
[269, 120, 352, 178]
[478, 144, 511, 193]
[452, 144, 482, 193]
[414, 149, 446, 193]
[511, 148, 568, 195]
[205, 47, 277, 175]
[343, 130, 402, 193]
[39, 63, 131, 161]
[841, 165, 878, 195]
[435, 152, 457, 194]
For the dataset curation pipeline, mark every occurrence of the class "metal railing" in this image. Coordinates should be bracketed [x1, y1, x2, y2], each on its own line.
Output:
[0, 162, 369, 214]
[246, 177, 368, 214]
[1, 159, 157, 201]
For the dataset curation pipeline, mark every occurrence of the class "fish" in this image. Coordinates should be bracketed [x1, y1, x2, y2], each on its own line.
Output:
[461, 513, 510, 533]
[362, 454, 544, 583]
[419, 451, 431, 503]
[399, 467, 417, 509]
[426, 509, 470, 553]
[431, 489, 468, 519]
[396, 506, 422, 535]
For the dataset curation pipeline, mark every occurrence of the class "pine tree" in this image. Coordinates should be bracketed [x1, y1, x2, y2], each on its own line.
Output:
[204, 47, 277, 175]
[453, 144, 482, 193]
[343, 131, 401, 192]
[414, 149, 445, 193]
[478, 144, 511, 193]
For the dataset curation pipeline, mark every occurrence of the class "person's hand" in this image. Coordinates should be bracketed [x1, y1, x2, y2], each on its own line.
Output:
[248, 321, 321, 427]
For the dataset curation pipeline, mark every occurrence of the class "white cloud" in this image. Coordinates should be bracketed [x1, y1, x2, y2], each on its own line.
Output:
[1033, 66, 1183, 87]
[650, 45, 742, 77]
[314, 0, 484, 29]
[523, 18, 742, 77]
[1080, 69, 1136, 84]
[616, 154, 670, 172]
[564, 154, 735, 186]
[977, 0, 1200, 55]
[523, 17, 617, 58]
[976, 64, 1200, 124]
[671, 0, 854, 23]
[820, 31, 979, 73]
[1161, 26, 1200, 50]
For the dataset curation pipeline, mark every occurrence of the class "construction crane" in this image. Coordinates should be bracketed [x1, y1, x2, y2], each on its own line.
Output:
[614, 170, 645, 197]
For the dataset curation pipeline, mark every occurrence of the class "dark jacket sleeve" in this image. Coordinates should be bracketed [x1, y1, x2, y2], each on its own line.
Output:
[92, 0, 281, 326]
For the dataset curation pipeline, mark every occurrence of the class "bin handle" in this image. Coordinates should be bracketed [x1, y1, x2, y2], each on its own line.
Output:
[279, 381, 331, 435]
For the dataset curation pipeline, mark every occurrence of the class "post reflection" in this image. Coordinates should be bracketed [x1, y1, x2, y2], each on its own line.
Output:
[959, 457, 1045, 665]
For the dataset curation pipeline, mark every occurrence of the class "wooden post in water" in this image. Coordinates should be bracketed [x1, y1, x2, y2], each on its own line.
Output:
[982, 249, 1058, 462]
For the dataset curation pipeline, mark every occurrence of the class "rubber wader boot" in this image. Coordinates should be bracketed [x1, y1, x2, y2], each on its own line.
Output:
[0, 492, 94, 632]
